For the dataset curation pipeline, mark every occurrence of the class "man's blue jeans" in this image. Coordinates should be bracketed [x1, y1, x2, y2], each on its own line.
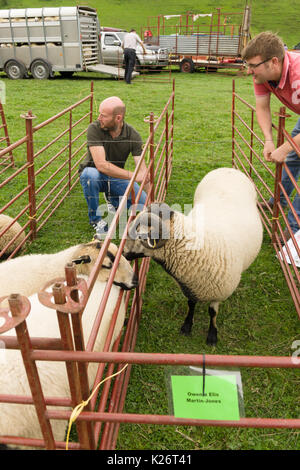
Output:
[270, 117, 300, 233]
[80, 167, 147, 225]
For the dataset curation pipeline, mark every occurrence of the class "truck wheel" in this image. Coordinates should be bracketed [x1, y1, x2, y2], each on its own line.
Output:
[30, 59, 51, 79]
[180, 59, 195, 73]
[4, 60, 26, 79]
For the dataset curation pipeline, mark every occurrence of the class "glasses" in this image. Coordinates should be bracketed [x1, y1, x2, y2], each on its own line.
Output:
[244, 58, 272, 70]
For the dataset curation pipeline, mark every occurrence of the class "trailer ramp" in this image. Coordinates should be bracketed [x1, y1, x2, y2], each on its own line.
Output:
[86, 64, 139, 79]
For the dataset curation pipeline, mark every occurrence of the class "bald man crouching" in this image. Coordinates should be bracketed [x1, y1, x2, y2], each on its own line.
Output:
[79, 96, 149, 238]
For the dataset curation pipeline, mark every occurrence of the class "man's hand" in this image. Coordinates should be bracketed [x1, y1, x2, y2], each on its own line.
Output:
[266, 132, 300, 163]
[263, 140, 276, 161]
[269, 145, 289, 163]
[136, 168, 150, 185]
[133, 155, 150, 190]
[134, 169, 150, 194]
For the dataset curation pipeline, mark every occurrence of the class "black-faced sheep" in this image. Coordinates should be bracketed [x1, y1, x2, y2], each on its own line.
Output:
[0, 244, 137, 448]
[0, 214, 25, 260]
[0, 240, 137, 303]
[124, 167, 263, 345]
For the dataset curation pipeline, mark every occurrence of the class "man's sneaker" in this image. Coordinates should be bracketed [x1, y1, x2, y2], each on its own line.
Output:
[107, 201, 115, 214]
[104, 194, 116, 215]
[279, 227, 292, 246]
[259, 200, 273, 212]
[92, 220, 109, 239]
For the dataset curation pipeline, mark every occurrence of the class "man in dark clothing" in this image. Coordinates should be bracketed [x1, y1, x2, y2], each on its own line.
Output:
[122, 29, 146, 84]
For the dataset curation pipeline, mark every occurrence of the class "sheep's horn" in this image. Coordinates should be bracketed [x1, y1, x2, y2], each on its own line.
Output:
[138, 212, 169, 249]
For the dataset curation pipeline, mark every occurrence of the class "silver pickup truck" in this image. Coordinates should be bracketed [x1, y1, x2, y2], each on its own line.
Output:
[100, 29, 169, 70]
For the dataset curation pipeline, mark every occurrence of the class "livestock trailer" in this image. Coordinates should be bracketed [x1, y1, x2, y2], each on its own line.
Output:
[142, 5, 251, 72]
[0, 6, 122, 79]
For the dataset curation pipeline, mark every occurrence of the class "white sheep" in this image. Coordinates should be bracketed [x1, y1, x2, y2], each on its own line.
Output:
[0, 281, 131, 448]
[0, 240, 137, 303]
[0, 274, 132, 447]
[124, 167, 263, 345]
[0, 214, 26, 260]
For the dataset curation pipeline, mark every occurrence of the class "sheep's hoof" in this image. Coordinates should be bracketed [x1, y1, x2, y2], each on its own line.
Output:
[180, 322, 192, 336]
[206, 331, 217, 346]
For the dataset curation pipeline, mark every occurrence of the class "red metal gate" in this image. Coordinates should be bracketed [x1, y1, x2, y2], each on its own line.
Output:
[0, 82, 176, 449]
[0, 101, 14, 173]
[1, 80, 299, 451]
[232, 80, 300, 318]
[0, 83, 94, 259]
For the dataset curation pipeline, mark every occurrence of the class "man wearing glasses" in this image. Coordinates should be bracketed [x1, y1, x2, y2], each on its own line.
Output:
[242, 31, 300, 240]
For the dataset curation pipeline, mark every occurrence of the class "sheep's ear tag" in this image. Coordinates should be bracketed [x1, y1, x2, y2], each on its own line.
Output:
[72, 255, 91, 265]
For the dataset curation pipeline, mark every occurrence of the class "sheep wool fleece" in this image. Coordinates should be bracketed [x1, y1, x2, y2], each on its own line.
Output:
[184, 167, 263, 301]
[0, 279, 126, 445]
[129, 167, 263, 304]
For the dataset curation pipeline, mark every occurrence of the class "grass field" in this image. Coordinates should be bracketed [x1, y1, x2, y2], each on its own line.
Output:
[0, 0, 299, 451]
[3, 0, 300, 48]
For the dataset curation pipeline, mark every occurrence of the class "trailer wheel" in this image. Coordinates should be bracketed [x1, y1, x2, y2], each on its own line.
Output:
[4, 60, 26, 80]
[30, 59, 51, 79]
[180, 58, 195, 73]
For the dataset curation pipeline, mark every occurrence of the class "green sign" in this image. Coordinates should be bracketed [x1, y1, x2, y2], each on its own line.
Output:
[171, 374, 240, 421]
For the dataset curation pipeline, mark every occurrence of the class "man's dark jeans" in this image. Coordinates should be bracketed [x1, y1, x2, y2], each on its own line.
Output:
[124, 48, 136, 84]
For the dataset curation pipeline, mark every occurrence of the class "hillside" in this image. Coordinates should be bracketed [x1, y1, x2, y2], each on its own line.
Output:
[0, 0, 298, 48]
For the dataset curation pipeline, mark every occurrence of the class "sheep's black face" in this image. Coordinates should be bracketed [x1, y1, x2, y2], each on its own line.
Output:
[113, 272, 139, 290]
[124, 250, 147, 261]
[123, 234, 149, 260]
[124, 203, 173, 260]
[123, 228, 156, 261]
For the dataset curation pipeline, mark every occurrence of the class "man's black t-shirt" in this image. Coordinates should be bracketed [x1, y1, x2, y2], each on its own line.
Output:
[78, 120, 143, 174]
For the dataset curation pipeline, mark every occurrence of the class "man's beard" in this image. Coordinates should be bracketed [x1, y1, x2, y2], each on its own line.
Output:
[100, 121, 118, 132]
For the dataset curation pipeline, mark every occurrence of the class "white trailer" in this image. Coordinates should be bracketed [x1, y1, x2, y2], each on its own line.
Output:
[143, 6, 251, 73]
[0, 6, 124, 79]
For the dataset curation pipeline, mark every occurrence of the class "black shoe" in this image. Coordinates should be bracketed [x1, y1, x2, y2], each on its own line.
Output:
[259, 201, 273, 211]
[279, 228, 291, 245]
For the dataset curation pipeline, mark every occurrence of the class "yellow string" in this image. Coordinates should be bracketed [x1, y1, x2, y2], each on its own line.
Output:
[65, 363, 128, 450]
[27, 214, 36, 220]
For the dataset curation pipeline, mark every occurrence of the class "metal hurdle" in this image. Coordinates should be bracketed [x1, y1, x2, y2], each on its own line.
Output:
[0, 81, 175, 449]
[232, 79, 300, 319]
